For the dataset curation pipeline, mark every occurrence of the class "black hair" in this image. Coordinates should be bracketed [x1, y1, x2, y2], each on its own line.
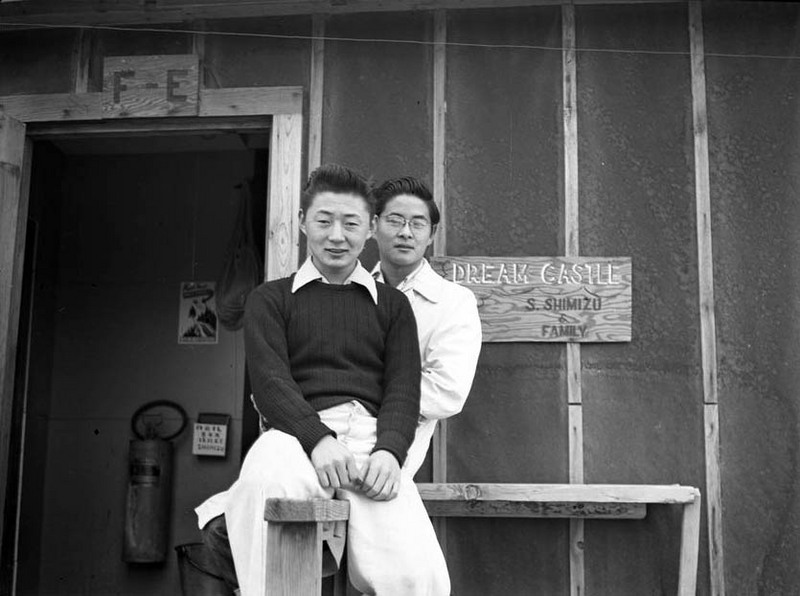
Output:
[301, 164, 374, 214]
[372, 176, 441, 226]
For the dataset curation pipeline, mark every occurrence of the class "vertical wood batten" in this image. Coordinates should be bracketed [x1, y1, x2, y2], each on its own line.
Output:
[431, 8, 448, 550]
[568, 404, 584, 596]
[267, 114, 303, 281]
[689, 2, 724, 595]
[0, 116, 29, 550]
[192, 21, 207, 89]
[71, 29, 94, 94]
[431, 8, 448, 485]
[562, 4, 584, 596]
[308, 14, 325, 173]
[432, 9, 447, 260]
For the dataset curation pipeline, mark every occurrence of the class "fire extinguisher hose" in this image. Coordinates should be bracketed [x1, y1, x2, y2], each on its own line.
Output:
[130, 399, 188, 441]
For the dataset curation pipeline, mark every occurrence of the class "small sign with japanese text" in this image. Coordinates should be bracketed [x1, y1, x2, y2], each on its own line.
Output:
[192, 422, 228, 457]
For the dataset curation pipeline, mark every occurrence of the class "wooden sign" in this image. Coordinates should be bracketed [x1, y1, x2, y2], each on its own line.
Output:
[102, 55, 199, 118]
[430, 256, 632, 343]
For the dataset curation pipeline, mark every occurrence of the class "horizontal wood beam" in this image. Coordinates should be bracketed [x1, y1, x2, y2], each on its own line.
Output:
[0, 86, 302, 124]
[200, 87, 302, 117]
[264, 498, 350, 523]
[0, 93, 101, 123]
[423, 499, 647, 519]
[0, 0, 683, 27]
[25, 117, 272, 138]
[416, 483, 701, 505]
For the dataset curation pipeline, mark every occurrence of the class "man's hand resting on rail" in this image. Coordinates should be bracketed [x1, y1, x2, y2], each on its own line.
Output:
[358, 450, 401, 501]
[310, 435, 361, 491]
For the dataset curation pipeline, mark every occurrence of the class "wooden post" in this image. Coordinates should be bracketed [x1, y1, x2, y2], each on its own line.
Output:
[431, 8, 449, 551]
[431, 8, 448, 486]
[71, 28, 94, 94]
[432, 9, 447, 259]
[689, 3, 725, 595]
[562, 4, 584, 595]
[308, 14, 326, 174]
[266, 522, 325, 595]
[264, 499, 350, 596]
[677, 490, 702, 596]
[0, 113, 29, 551]
[267, 113, 304, 280]
[192, 20, 208, 89]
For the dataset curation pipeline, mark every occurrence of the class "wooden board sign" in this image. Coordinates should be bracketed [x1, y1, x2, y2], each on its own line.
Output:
[102, 55, 199, 118]
[430, 256, 632, 343]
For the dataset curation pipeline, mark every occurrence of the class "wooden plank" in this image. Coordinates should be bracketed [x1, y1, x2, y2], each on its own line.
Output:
[432, 423, 447, 484]
[563, 5, 584, 594]
[265, 521, 323, 595]
[432, 9, 447, 257]
[423, 499, 647, 519]
[430, 256, 632, 342]
[26, 116, 271, 138]
[308, 14, 325, 173]
[0, 0, 685, 27]
[431, 7, 448, 486]
[267, 113, 303, 281]
[689, 4, 717, 409]
[563, 2, 579, 259]
[568, 403, 583, 480]
[689, 3, 725, 595]
[0, 93, 102, 123]
[0, 87, 301, 123]
[570, 517, 584, 596]
[677, 492, 702, 596]
[71, 28, 94, 94]
[200, 86, 303, 117]
[264, 498, 350, 523]
[568, 402, 584, 595]
[430, 415, 447, 547]
[704, 402, 724, 595]
[416, 483, 700, 504]
[430, 9, 449, 550]
[0, 115, 29, 553]
[192, 20, 208, 89]
[567, 346, 582, 408]
[102, 54, 199, 118]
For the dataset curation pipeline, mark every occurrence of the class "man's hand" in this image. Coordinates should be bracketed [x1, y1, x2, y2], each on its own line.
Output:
[358, 450, 401, 501]
[310, 436, 361, 490]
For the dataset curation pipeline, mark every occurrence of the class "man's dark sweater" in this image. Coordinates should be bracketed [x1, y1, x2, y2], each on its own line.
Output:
[243, 276, 421, 465]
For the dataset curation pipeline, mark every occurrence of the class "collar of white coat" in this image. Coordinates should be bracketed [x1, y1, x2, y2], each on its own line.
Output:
[292, 257, 378, 304]
[371, 259, 443, 304]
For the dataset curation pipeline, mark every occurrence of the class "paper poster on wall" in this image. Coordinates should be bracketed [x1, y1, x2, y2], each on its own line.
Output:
[178, 282, 219, 345]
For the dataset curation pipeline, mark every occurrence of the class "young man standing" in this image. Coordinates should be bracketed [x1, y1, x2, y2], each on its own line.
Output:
[195, 165, 449, 596]
[371, 177, 482, 477]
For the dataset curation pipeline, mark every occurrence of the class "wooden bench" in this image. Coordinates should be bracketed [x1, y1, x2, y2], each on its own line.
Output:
[264, 483, 701, 596]
[263, 498, 351, 596]
[417, 483, 702, 596]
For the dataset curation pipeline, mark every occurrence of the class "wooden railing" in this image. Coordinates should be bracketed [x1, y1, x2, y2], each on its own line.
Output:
[263, 482, 701, 596]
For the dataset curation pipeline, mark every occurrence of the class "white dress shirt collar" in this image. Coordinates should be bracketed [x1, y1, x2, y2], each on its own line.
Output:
[371, 259, 443, 304]
[292, 257, 378, 304]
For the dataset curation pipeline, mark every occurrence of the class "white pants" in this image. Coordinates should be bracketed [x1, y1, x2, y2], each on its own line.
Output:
[403, 417, 437, 479]
[213, 402, 450, 596]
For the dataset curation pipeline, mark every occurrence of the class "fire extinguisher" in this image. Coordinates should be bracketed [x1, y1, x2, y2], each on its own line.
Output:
[123, 399, 187, 563]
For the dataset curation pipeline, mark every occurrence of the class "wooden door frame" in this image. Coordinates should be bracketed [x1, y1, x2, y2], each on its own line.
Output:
[0, 85, 305, 556]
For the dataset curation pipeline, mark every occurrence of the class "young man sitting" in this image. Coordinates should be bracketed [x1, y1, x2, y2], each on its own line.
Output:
[195, 164, 450, 596]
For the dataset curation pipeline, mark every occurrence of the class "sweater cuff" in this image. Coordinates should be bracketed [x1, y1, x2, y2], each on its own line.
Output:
[297, 420, 337, 456]
[372, 430, 410, 467]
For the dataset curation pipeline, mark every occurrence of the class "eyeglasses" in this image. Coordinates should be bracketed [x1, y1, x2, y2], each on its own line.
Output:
[380, 214, 430, 232]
